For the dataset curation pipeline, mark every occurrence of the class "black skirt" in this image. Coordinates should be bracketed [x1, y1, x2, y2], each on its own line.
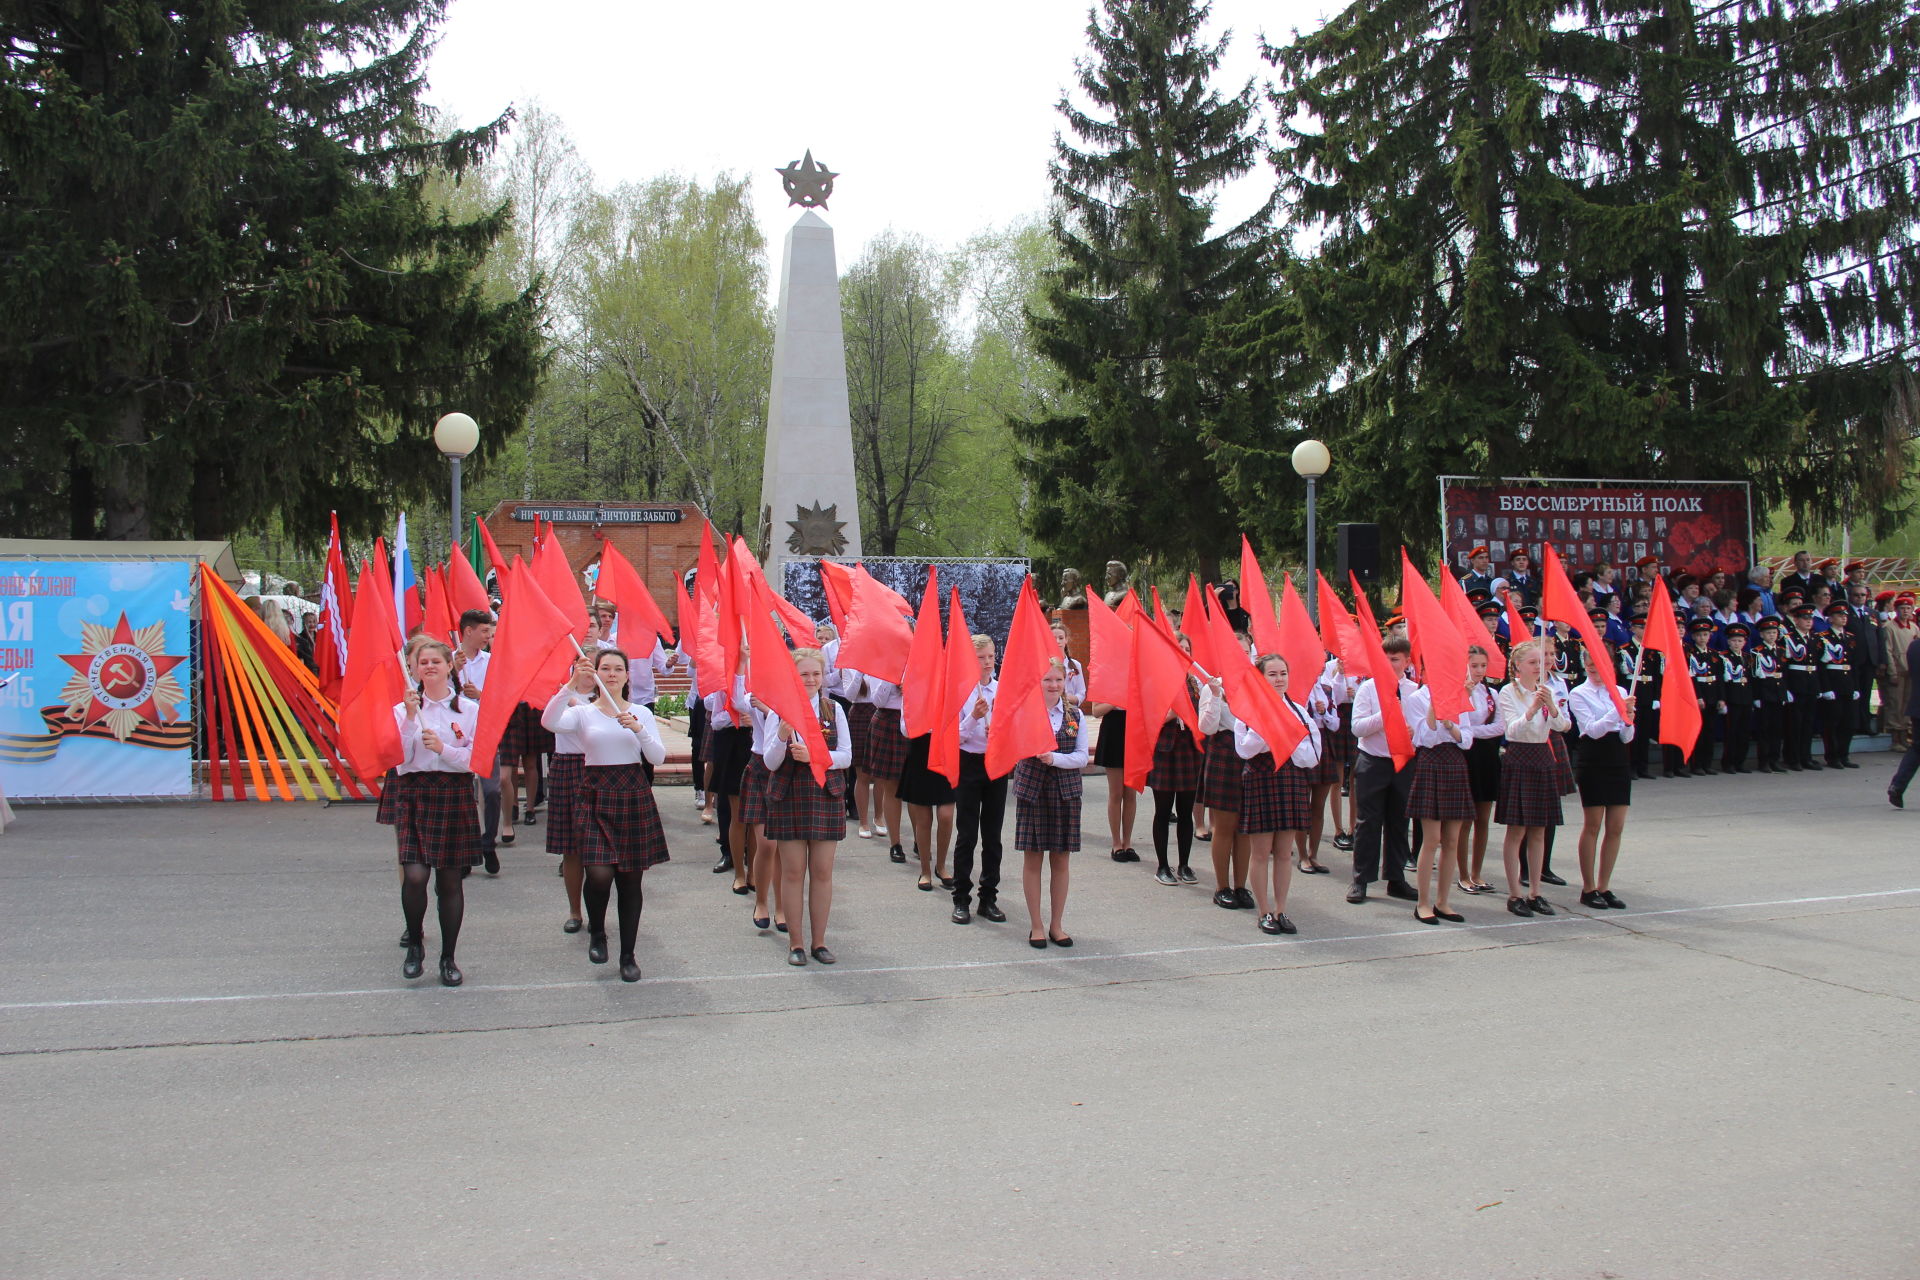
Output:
[1466, 735, 1502, 804]
[576, 762, 670, 870]
[1407, 744, 1475, 820]
[865, 706, 908, 781]
[543, 752, 585, 857]
[1575, 733, 1633, 808]
[1198, 730, 1242, 812]
[897, 733, 956, 805]
[707, 724, 752, 798]
[1093, 709, 1127, 769]
[382, 770, 483, 869]
[1238, 753, 1311, 834]
[1496, 741, 1564, 828]
[1146, 719, 1203, 793]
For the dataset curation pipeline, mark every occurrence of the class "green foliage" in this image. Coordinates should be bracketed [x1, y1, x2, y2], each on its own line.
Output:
[0, 0, 545, 543]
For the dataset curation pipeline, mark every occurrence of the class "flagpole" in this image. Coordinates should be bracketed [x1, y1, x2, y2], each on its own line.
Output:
[569, 636, 622, 709]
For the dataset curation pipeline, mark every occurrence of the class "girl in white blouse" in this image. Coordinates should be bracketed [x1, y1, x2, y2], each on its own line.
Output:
[1495, 641, 1571, 917]
[1233, 655, 1323, 936]
[543, 649, 668, 983]
[1014, 660, 1093, 947]
[760, 648, 855, 965]
[1456, 647, 1508, 896]
[1570, 646, 1636, 910]
[384, 637, 483, 987]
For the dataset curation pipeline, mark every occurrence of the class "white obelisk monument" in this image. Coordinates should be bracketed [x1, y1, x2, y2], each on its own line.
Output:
[759, 151, 862, 569]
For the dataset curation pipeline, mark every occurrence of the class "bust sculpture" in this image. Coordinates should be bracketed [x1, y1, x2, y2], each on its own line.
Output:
[1057, 567, 1087, 610]
[1102, 560, 1131, 609]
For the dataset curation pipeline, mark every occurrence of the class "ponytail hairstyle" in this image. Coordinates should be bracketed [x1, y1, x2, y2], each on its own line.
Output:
[405, 635, 462, 713]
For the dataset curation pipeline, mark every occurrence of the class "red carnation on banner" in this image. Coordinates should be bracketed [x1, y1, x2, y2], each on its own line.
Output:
[1398, 549, 1470, 721]
[1349, 573, 1414, 769]
[929, 588, 978, 785]
[1644, 574, 1701, 756]
[1237, 534, 1287, 657]
[1440, 563, 1505, 680]
[334, 562, 407, 781]
[1083, 585, 1134, 708]
[985, 578, 1065, 780]
[901, 566, 946, 738]
[594, 539, 676, 649]
[470, 560, 578, 779]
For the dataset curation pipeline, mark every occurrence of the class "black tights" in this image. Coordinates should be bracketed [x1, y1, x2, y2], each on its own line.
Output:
[401, 864, 464, 960]
[583, 866, 646, 960]
[1151, 788, 1196, 869]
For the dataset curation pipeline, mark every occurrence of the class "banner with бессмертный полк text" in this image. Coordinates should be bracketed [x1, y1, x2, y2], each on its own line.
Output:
[1439, 478, 1753, 580]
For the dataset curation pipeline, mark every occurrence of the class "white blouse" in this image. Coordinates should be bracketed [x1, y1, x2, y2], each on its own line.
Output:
[1041, 699, 1092, 770]
[958, 681, 996, 754]
[1496, 681, 1571, 743]
[1233, 698, 1322, 768]
[393, 689, 478, 774]
[868, 679, 904, 712]
[1197, 683, 1238, 735]
[759, 701, 855, 771]
[543, 689, 666, 767]
[1570, 680, 1635, 742]
[1463, 682, 1507, 740]
[702, 677, 752, 729]
[1404, 685, 1469, 750]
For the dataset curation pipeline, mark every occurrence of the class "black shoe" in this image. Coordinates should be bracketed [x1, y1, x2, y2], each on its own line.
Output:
[1891, 789, 1905, 809]
[1154, 866, 1178, 886]
[1528, 897, 1555, 916]
[1432, 907, 1463, 923]
[1259, 913, 1283, 935]
[399, 929, 416, 948]
[1332, 832, 1354, 851]
[1178, 865, 1198, 884]
[619, 956, 641, 982]
[562, 917, 583, 934]
[1048, 933, 1073, 947]
[498, 833, 515, 847]
[979, 902, 1006, 923]
[939, 876, 955, 890]
[402, 943, 424, 980]
[712, 855, 734, 874]
[1385, 881, 1418, 901]
[1698, 764, 1718, 775]
[587, 933, 608, 964]
[951, 905, 972, 924]
[1804, 759, 1824, 770]
[889, 844, 906, 864]
[731, 882, 752, 895]
[811, 946, 836, 965]
[1213, 888, 1238, 909]
[1274, 912, 1297, 933]
[788, 948, 808, 966]
[438, 958, 462, 987]
[1507, 897, 1533, 916]
[1346, 882, 1368, 904]
[1786, 762, 1804, 771]
[1634, 770, 1654, 780]
[1600, 890, 1625, 909]
[1234, 887, 1257, 910]
[753, 914, 770, 930]
[776, 920, 789, 933]
[1842, 760, 1860, 769]
[1580, 890, 1607, 909]
[917, 875, 934, 892]
[1029, 934, 1048, 949]
[1112, 847, 1141, 863]
[523, 809, 538, 826]
[1540, 871, 1567, 887]
[1415, 910, 1439, 925]
[483, 848, 500, 876]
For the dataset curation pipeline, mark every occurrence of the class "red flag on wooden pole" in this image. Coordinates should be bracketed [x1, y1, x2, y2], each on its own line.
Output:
[1083, 586, 1134, 708]
[1350, 573, 1414, 769]
[470, 560, 578, 779]
[985, 578, 1065, 780]
[594, 539, 676, 648]
[929, 588, 977, 785]
[334, 562, 407, 782]
[1440, 564, 1504, 680]
[446, 541, 492, 618]
[1181, 575, 1218, 676]
[423, 565, 456, 643]
[1123, 614, 1203, 793]
[1277, 574, 1326, 696]
[1398, 549, 1470, 721]
[739, 571, 832, 787]
[1238, 534, 1286, 656]
[1539, 543, 1630, 719]
[1315, 571, 1361, 669]
[836, 564, 915, 684]
[1644, 574, 1701, 756]
[901, 566, 946, 738]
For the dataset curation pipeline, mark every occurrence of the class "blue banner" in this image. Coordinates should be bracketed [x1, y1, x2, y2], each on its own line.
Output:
[0, 561, 195, 798]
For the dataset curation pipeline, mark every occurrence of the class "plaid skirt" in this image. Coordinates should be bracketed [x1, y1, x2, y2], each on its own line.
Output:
[1014, 792, 1081, 853]
[1552, 731, 1578, 795]
[1239, 753, 1312, 834]
[1407, 744, 1475, 820]
[898, 733, 956, 806]
[576, 762, 670, 870]
[1146, 720, 1204, 793]
[764, 760, 849, 842]
[374, 768, 400, 823]
[498, 701, 555, 762]
[1325, 705, 1358, 770]
[543, 752, 585, 857]
[1467, 736, 1503, 804]
[848, 701, 876, 767]
[1198, 731, 1242, 812]
[739, 754, 772, 825]
[865, 707, 908, 781]
[381, 770, 482, 869]
[1303, 733, 1342, 786]
[1496, 741, 1564, 828]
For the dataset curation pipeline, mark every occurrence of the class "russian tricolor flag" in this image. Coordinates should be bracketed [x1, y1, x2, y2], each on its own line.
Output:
[392, 512, 423, 638]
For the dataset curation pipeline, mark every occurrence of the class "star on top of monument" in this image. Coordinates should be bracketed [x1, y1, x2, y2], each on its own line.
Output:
[776, 150, 837, 210]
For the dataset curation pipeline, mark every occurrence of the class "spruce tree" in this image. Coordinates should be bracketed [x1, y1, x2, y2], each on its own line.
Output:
[0, 1, 544, 543]
[1018, 0, 1282, 584]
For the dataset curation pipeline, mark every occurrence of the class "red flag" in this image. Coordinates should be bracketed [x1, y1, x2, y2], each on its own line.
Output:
[725, 536, 815, 651]
[335, 562, 407, 781]
[836, 564, 915, 684]
[1238, 535, 1286, 656]
[423, 565, 457, 643]
[929, 589, 977, 785]
[594, 539, 676, 648]
[1440, 564, 1505, 680]
[446, 541, 492, 618]
[1505, 589, 1532, 650]
[860, 567, 916, 618]
[470, 559, 578, 778]
[740, 575, 832, 787]
[1315, 571, 1360, 669]
[670, 563, 696, 646]
[690, 528, 726, 696]
[531, 531, 589, 690]
[716, 534, 744, 685]
[1277, 574, 1326, 701]
[1398, 550, 1469, 720]
[1539, 543, 1630, 720]
[314, 512, 353, 704]
[475, 519, 508, 580]
[819, 561, 853, 632]
[766, 584, 819, 649]
[1083, 586, 1134, 708]
[901, 567, 946, 737]
[1350, 573, 1414, 768]
[1181, 575, 1218, 677]
[1203, 597, 1306, 774]
[1644, 574, 1702, 756]
[1123, 613, 1203, 792]
[1115, 588, 1143, 625]
[985, 578, 1066, 780]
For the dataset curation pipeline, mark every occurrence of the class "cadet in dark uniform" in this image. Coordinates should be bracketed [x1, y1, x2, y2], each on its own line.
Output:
[1459, 546, 1501, 598]
[1750, 617, 1788, 773]
[1685, 619, 1721, 775]
[1717, 623, 1755, 773]
[1617, 612, 1661, 780]
[1818, 602, 1860, 767]
[1781, 605, 1823, 770]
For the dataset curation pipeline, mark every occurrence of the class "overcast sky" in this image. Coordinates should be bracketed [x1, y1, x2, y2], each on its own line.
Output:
[423, 0, 1340, 268]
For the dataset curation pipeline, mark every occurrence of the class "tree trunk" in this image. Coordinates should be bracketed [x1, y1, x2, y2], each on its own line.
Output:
[101, 397, 151, 540]
[67, 444, 97, 539]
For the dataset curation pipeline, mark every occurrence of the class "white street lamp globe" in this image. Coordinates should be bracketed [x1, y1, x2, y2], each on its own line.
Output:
[1291, 438, 1331, 478]
[433, 412, 480, 459]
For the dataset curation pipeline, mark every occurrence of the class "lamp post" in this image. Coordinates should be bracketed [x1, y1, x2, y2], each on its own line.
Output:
[1291, 439, 1331, 622]
[433, 412, 479, 549]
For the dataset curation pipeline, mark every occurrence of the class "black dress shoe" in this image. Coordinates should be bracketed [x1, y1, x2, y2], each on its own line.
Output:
[399, 929, 416, 948]
[1111, 847, 1141, 863]
[1842, 760, 1860, 769]
[979, 902, 1006, 922]
[1154, 866, 1178, 886]
[587, 933, 608, 964]
[1528, 897, 1555, 916]
[1048, 933, 1073, 947]
[1580, 890, 1607, 909]
[889, 844, 906, 863]
[1432, 907, 1463, 923]
[402, 943, 424, 980]
[1415, 910, 1439, 925]
[731, 883, 752, 895]
[1892, 789, 1906, 809]
[939, 876, 955, 890]
[1234, 887, 1256, 910]
[498, 832, 515, 847]
[483, 848, 500, 875]
[1029, 935, 1048, 949]
[951, 904, 972, 924]
[1213, 888, 1238, 909]
[1600, 890, 1625, 909]
[1804, 759, 1824, 770]
[712, 855, 734, 873]
[1259, 913, 1284, 934]
[563, 917, 583, 934]
[1332, 833, 1355, 851]
[753, 914, 770, 930]
[788, 948, 808, 966]
[810, 946, 836, 965]
[1178, 865, 1198, 884]
[1273, 912, 1297, 934]
[1346, 882, 1368, 904]
[1385, 880, 1419, 901]
[1634, 770, 1654, 780]
[1540, 871, 1567, 887]
[619, 957, 641, 982]
[1507, 897, 1534, 917]
[438, 958, 462, 987]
